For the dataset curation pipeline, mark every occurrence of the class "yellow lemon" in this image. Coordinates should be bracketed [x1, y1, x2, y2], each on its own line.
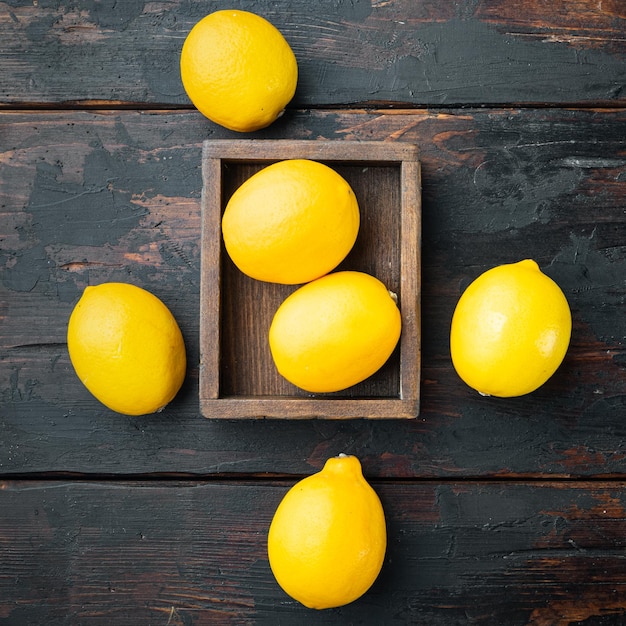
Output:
[180, 10, 297, 132]
[450, 259, 571, 397]
[269, 271, 401, 392]
[222, 159, 360, 284]
[67, 283, 186, 415]
[267, 454, 386, 609]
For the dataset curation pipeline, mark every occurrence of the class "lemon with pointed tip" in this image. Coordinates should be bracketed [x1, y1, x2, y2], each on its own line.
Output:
[450, 259, 571, 397]
[180, 10, 297, 132]
[267, 454, 386, 609]
[67, 282, 186, 415]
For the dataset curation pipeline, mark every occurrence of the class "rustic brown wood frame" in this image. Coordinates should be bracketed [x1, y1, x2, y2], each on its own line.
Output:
[199, 140, 421, 419]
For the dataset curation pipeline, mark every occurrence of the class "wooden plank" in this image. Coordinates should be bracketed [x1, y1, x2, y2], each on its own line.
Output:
[1, 479, 625, 624]
[0, 1, 625, 107]
[1, 108, 624, 477]
[400, 158, 422, 406]
[199, 153, 222, 401]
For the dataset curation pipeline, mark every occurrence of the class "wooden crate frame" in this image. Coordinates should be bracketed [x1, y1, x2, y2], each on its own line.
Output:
[199, 140, 421, 419]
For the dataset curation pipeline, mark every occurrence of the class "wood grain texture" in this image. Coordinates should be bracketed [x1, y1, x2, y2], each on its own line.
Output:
[2, 1, 626, 619]
[0, 0, 625, 107]
[1, 479, 625, 625]
[1, 108, 624, 478]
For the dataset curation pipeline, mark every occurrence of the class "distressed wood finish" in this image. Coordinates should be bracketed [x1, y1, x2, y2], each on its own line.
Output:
[1, 0, 626, 622]
[0, 1, 625, 108]
[1, 108, 624, 477]
[1, 479, 626, 625]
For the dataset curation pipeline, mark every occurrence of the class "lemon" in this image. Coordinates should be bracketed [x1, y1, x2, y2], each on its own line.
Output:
[268, 454, 386, 609]
[222, 159, 360, 284]
[450, 259, 571, 397]
[269, 271, 401, 393]
[67, 283, 186, 415]
[180, 10, 297, 132]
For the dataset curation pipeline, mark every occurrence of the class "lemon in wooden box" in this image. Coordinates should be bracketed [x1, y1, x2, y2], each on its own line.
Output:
[221, 159, 360, 285]
[269, 271, 401, 393]
[200, 139, 421, 419]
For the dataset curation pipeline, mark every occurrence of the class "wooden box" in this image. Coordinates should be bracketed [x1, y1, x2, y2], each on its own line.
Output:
[199, 140, 421, 419]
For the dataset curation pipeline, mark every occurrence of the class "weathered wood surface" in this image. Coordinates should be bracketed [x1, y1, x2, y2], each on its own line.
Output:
[2, 0, 626, 621]
[1, 108, 624, 477]
[1, 0, 625, 108]
[1, 479, 626, 625]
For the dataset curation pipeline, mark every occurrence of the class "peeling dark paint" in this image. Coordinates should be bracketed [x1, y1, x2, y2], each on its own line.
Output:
[1, 2, 625, 106]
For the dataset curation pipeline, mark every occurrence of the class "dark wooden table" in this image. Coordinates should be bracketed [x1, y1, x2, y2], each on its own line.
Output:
[1, 2, 625, 624]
